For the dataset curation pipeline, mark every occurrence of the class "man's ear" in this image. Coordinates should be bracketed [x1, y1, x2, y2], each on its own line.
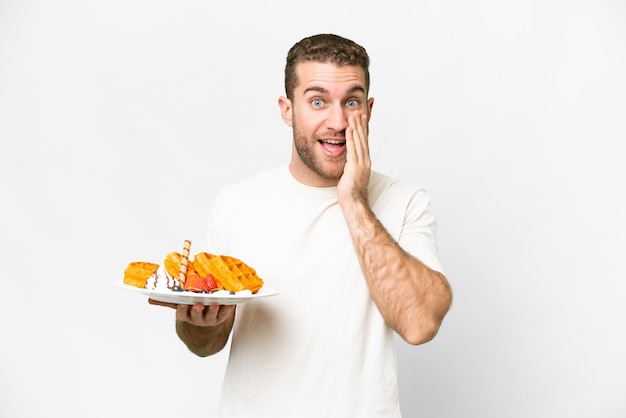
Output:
[278, 96, 293, 127]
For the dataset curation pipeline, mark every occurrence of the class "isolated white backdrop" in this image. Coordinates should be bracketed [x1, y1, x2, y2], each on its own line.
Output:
[1, 1, 625, 417]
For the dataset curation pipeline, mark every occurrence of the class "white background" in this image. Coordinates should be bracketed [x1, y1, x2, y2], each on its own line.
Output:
[1, 0, 625, 417]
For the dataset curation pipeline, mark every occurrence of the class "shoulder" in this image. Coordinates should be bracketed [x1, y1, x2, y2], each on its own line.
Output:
[368, 171, 436, 235]
[369, 171, 429, 205]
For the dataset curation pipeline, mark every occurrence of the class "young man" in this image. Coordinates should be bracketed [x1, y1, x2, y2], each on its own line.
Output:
[150, 33, 452, 417]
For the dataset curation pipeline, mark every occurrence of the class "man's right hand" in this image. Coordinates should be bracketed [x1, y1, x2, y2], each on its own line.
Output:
[148, 299, 235, 327]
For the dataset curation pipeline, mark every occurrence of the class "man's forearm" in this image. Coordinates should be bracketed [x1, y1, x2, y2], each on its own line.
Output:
[342, 200, 452, 345]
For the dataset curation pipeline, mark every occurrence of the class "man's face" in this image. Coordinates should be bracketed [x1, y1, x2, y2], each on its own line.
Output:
[280, 61, 373, 186]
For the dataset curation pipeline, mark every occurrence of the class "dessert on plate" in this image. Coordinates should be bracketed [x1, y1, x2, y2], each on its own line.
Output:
[122, 240, 264, 295]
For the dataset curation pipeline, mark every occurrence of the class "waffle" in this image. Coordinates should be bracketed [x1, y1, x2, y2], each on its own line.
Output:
[193, 252, 264, 293]
[163, 251, 196, 280]
[123, 261, 159, 288]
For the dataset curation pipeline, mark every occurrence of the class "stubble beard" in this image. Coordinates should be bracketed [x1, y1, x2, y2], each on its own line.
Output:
[292, 122, 345, 181]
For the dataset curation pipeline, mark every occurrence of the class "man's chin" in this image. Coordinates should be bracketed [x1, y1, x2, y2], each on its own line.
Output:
[317, 165, 344, 181]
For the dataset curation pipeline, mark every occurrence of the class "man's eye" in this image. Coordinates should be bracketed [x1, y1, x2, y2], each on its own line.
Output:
[312, 98, 324, 107]
[346, 99, 359, 107]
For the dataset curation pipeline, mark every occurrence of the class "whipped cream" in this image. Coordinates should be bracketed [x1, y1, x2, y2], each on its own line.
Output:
[145, 265, 178, 291]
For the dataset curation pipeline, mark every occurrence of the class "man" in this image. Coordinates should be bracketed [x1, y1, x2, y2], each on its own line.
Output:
[150, 33, 452, 417]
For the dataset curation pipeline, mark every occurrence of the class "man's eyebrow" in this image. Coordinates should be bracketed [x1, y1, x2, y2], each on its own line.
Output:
[303, 86, 328, 95]
[346, 85, 366, 95]
[302, 85, 366, 95]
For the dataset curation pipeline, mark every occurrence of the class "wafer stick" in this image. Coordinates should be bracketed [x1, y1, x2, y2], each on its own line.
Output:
[177, 239, 192, 287]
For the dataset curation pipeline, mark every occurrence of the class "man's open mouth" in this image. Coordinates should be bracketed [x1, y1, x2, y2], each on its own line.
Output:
[319, 139, 346, 150]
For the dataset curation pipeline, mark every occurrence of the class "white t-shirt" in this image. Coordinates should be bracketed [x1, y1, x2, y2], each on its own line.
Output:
[206, 165, 443, 418]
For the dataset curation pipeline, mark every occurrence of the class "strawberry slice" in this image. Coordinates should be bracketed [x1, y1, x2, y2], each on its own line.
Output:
[184, 272, 209, 292]
[204, 274, 218, 292]
[184, 272, 219, 293]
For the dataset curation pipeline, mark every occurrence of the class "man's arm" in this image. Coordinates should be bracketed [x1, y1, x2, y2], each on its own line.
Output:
[338, 114, 452, 344]
[340, 200, 451, 344]
[149, 300, 236, 357]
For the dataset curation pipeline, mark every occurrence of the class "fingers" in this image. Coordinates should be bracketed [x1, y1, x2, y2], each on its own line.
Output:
[149, 297, 236, 327]
[339, 113, 371, 205]
[347, 114, 370, 166]
[176, 303, 235, 327]
[215, 304, 236, 322]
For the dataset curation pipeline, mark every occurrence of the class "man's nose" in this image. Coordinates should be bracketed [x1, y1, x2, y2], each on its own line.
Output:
[326, 105, 349, 132]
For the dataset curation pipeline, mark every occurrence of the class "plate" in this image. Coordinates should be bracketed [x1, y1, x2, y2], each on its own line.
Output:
[114, 281, 279, 305]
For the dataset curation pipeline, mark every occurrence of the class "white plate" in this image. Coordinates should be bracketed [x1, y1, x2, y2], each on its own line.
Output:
[114, 280, 279, 305]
